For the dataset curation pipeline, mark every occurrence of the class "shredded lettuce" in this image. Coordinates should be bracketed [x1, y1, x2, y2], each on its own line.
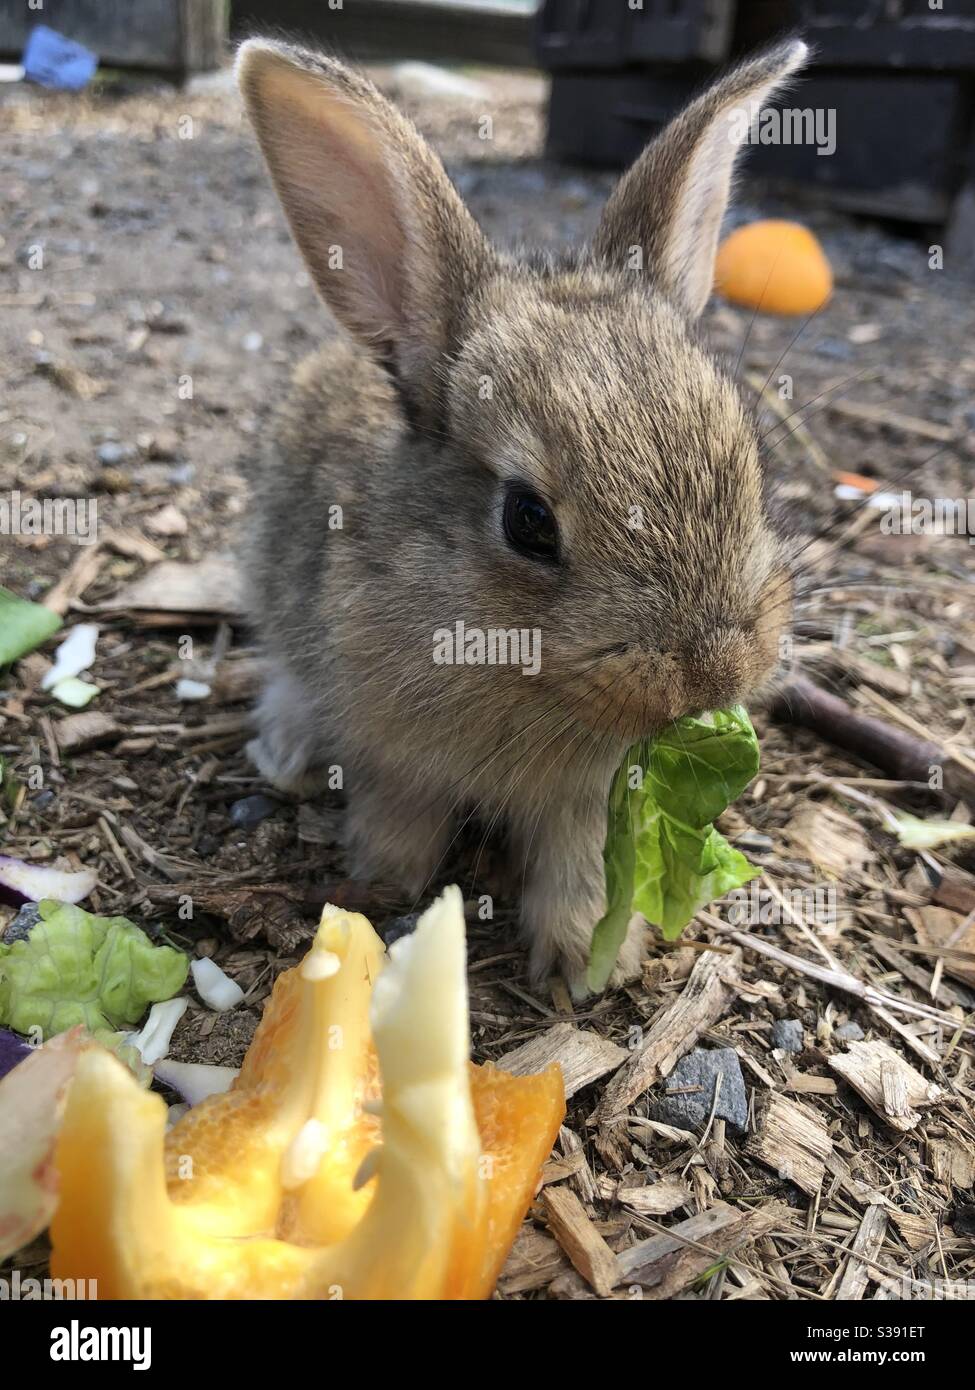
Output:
[588, 706, 761, 991]
[0, 900, 188, 1040]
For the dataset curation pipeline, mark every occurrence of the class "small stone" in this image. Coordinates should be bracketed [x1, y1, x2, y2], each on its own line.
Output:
[4, 902, 41, 944]
[228, 794, 278, 830]
[834, 1020, 864, 1042]
[97, 440, 134, 467]
[772, 1019, 804, 1053]
[734, 831, 773, 854]
[242, 331, 264, 353]
[814, 336, 854, 362]
[653, 1047, 748, 1134]
[381, 912, 420, 948]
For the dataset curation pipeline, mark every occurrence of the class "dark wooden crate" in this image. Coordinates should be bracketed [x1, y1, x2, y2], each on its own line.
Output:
[232, 0, 536, 70]
[546, 68, 971, 222]
[536, 0, 733, 70]
[739, 0, 975, 71]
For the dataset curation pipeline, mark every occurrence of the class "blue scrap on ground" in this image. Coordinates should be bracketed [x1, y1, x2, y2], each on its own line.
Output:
[22, 25, 98, 91]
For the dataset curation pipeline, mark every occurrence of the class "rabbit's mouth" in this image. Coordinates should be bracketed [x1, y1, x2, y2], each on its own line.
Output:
[564, 633, 781, 740]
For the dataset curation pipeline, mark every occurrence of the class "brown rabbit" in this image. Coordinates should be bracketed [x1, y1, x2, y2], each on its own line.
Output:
[236, 36, 805, 995]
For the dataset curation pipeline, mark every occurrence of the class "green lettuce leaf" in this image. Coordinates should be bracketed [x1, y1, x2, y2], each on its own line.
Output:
[0, 586, 62, 666]
[0, 900, 188, 1040]
[589, 706, 761, 991]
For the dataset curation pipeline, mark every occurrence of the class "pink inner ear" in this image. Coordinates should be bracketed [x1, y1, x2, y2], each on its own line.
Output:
[248, 61, 407, 342]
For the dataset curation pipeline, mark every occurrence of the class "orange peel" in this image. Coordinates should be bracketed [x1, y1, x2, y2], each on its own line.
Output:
[48, 886, 564, 1299]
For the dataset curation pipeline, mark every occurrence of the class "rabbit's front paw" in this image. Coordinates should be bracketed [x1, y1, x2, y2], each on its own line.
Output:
[527, 909, 647, 1000]
[248, 669, 331, 796]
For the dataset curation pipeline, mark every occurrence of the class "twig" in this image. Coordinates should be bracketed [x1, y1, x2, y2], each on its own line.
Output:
[770, 675, 975, 805]
[700, 911, 975, 1039]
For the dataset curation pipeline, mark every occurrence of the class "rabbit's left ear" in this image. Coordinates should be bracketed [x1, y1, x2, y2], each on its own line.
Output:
[592, 38, 808, 320]
[237, 40, 493, 429]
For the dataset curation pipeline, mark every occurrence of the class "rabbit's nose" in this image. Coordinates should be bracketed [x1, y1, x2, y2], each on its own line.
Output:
[677, 627, 752, 713]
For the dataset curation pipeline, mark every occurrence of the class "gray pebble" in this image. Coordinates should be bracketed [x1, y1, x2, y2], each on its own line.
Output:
[734, 831, 773, 853]
[97, 441, 135, 467]
[228, 794, 278, 829]
[772, 1019, 804, 1053]
[834, 1020, 864, 1042]
[381, 912, 420, 948]
[653, 1047, 748, 1134]
[4, 902, 42, 944]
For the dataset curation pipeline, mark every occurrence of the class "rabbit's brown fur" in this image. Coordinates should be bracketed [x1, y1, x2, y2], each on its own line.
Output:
[237, 36, 806, 993]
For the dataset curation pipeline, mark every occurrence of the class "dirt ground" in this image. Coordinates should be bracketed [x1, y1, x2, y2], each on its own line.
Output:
[2, 63, 975, 1300]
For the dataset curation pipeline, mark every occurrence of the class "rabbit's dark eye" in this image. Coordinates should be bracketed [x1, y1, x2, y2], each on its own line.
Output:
[503, 486, 559, 563]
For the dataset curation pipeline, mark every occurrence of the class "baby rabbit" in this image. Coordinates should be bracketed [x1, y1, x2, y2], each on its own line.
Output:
[236, 36, 805, 995]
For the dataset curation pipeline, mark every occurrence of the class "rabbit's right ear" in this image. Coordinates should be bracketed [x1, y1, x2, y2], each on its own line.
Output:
[237, 40, 493, 430]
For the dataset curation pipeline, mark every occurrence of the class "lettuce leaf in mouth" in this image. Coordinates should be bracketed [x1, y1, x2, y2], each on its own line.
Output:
[588, 705, 761, 992]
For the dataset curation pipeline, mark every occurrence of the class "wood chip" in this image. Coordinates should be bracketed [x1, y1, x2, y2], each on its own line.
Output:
[542, 1185, 618, 1297]
[828, 648, 912, 699]
[41, 544, 105, 616]
[210, 652, 269, 703]
[145, 503, 188, 537]
[559, 1125, 599, 1204]
[835, 1205, 888, 1300]
[616, 1200, 791, 1297]
[39, 359, 107, 400]
[824, 396, 956, 443]
[887, 1208, 937, 1252]
[784, 802, 872, 877]
[926, 1137, 975, 1191]
[829, 1039, 942, 1131]
[54, 710, 120, 752]
[614, 1176, 692, 1215]
[102, 526, 166, 564]
[499, 1022, 626, 1100]
[592, 946, 741, 1124]
[744, 1092, 833, 1196]
[784, 1073, 838, 1096]
[905, 904, 975, 989]
[497, 1227, 567, 1295]
[100, 553, 243, 618]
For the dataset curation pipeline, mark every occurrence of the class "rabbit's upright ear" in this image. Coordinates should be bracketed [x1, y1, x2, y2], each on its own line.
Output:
[592, 38, 808, 320]
[237, 40, 493, 428]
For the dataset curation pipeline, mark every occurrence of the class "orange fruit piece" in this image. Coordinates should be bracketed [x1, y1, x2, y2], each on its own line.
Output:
[50, 890, 565, 1299]
[714, 219, 832, 315]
